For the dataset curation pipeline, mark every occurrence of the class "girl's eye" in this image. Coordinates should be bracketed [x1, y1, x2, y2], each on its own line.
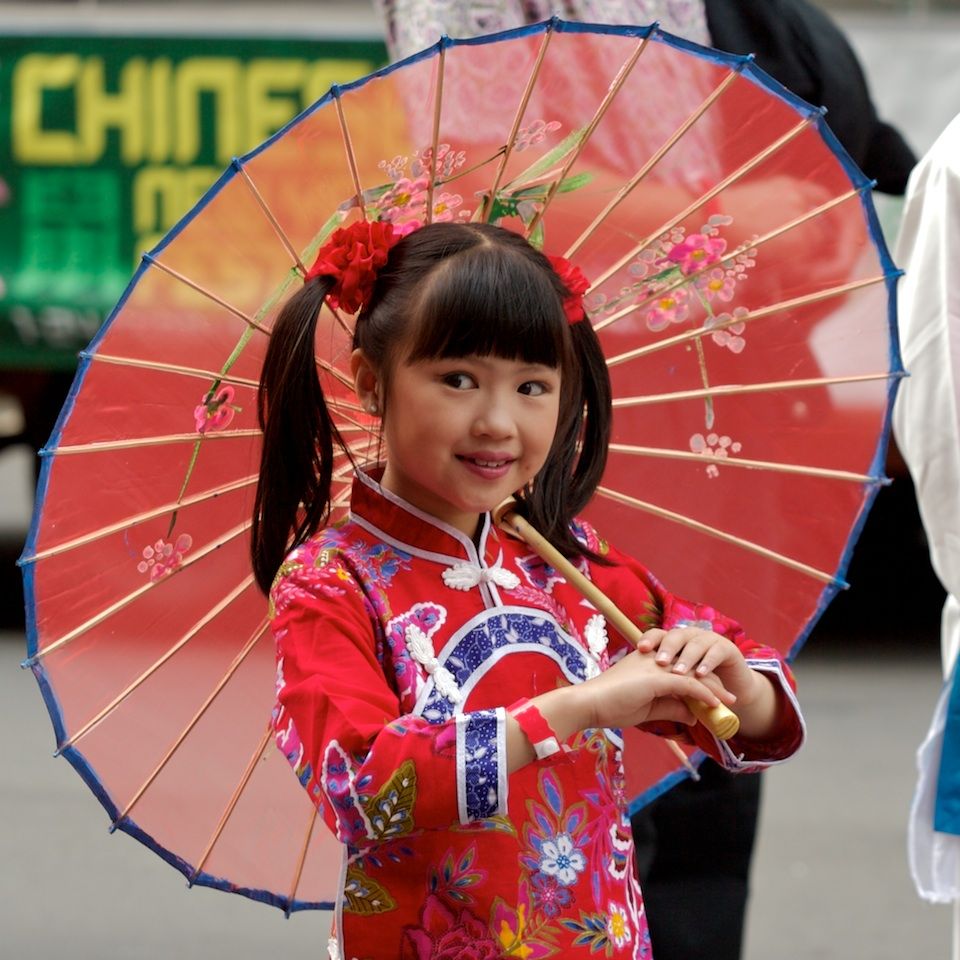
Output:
[442, 372, 477, 390]
[518, 381, 549, 397]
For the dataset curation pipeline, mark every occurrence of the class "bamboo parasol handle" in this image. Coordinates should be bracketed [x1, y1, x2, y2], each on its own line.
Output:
[494, 501, 740, 741]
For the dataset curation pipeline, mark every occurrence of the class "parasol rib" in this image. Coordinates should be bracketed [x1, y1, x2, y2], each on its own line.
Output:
[285, 806, 320, 917]
[565, 67, 741, 259]
[612, 372, 901, 408]
[588, 116, 814, 292]
[595, 485, 845, 585]
[603, 275, 888, 362]
[190, 720, 275, 884]
[112, 621, 269, 829]
[44, 422, 365, 456]
[325, 301, 355, 339]
[56, 575, 257, 754]
[144, 255, 272, 336]
[87, 348, 354, 400]
[21, 475, 258, 564]
[426, 43, 446, 225]
[483, 27, 554, 218]
[234, 161, 307, 275]
[594, 187, 871, 332]
[147, 240, 353, 395]
[664, 739, 700, 777]
[24, 518, 253, 664]
[527, 33, 652, 238]
[44, 429, 262, 455]
[83, 353, 260, 389]
[608, 443, 885, 484]
[334, 89, 366, 220]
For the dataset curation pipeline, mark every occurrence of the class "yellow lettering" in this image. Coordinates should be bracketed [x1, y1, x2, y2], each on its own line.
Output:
[182, 167, 221, 209]
[245, 59, 307, 146]
[78, 57, 146, 164]
[133, 166, 182, 235]
[12, 54, 83, 164]
[148, 59, 173, 163]
[303, 61, 375, 106]
[133, 165, 220, 262]
[174, 59, 242, 165]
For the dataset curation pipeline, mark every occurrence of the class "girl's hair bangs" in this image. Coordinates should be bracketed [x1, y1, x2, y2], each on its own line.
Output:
[404, 244, 569, 367]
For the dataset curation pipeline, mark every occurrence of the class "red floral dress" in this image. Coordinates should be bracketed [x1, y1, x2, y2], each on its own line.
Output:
[270, 469, 804, 959]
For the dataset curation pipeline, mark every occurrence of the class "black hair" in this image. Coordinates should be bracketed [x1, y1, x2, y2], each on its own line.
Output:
[252, 221, 612, 594]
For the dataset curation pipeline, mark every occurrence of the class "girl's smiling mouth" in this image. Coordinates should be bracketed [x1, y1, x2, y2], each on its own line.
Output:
[456, 452, 517, 478]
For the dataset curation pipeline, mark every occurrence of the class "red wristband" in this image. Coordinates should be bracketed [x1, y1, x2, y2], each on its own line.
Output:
[508, 698, 567, 761]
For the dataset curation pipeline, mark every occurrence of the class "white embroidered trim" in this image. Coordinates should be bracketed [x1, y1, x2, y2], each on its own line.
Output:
[585, 613, 608, 660]
[442, 552, 520, 591]
[582, 613, 608, 679]
[714, 658, 806, 770]
[405, 623, 462, 703]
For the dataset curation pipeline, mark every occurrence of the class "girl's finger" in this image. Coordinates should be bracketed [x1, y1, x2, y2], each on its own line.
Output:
[654, 627, 705, 666]
[670, 636, 713, 674]
[693, 640, 737, 677]
[636, 628, 667, 653]
[665, 672, 722, 708]
[697, 671, 738, 705]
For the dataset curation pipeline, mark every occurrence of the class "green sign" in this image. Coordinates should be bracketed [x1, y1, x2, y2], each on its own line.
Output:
[0, 34, 387, 369]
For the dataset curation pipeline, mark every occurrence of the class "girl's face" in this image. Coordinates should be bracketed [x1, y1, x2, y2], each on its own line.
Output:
[356, 350, 562, 538]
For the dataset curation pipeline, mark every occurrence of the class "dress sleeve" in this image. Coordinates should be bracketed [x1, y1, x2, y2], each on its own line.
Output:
[582, 525, 805, 770]
[270, 550, 508, 848]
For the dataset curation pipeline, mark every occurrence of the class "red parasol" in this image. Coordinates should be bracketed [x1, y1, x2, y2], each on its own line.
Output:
[21, 19, 900, 911]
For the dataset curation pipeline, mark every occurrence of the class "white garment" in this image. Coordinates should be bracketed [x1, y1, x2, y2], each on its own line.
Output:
[374, 0, 710, 61]
[893, 111, 960, 906]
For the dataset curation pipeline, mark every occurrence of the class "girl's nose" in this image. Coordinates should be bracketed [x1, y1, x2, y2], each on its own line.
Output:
[472, 397, 516, 438]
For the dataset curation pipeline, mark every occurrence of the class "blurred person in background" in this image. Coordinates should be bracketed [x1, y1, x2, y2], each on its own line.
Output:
[897, 111, 960, 959]
[374, 1, 916, 958]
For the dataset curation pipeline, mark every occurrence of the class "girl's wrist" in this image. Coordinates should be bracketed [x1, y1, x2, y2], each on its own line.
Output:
[731, 670, 778, 739]
[533, 684, 592, 742]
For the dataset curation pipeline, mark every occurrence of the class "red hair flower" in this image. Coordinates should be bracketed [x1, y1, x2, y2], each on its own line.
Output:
[304, 219, 416, 314]
[547, 254, 590, 325]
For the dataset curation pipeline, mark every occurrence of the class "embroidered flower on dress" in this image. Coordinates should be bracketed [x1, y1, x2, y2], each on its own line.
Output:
[537, 832, 587, 886]
[405, 624, 462, 703]
[403, 895, 501, 960]
[607, 901, 632, 949]
[530, 872, 573, 918]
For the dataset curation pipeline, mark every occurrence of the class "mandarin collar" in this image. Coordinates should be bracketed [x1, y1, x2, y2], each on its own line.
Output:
[349, 466, 501, 564]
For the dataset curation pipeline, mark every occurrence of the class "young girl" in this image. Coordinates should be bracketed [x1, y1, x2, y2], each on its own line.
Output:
[253, 220, 803, 960]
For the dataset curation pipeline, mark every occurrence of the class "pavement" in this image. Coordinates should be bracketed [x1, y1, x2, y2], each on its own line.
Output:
[0, 627, 951, 959]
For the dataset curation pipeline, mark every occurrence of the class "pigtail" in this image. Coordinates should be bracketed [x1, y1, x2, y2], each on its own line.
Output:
[251, 277, 351, 594]
[516, 317, 612, 563]
[565, 317, 612, 517]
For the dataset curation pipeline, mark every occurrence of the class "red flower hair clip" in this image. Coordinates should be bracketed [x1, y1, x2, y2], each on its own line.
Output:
[305, 219, 418, 314]
[547, 254, 590, 325]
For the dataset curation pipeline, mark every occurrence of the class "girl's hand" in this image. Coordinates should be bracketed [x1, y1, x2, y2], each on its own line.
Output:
[574, 647, 734, 731]
[636, 627, 780, 739]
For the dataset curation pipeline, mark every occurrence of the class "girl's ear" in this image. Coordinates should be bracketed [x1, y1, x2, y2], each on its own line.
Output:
[350, 348, 382, 416]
